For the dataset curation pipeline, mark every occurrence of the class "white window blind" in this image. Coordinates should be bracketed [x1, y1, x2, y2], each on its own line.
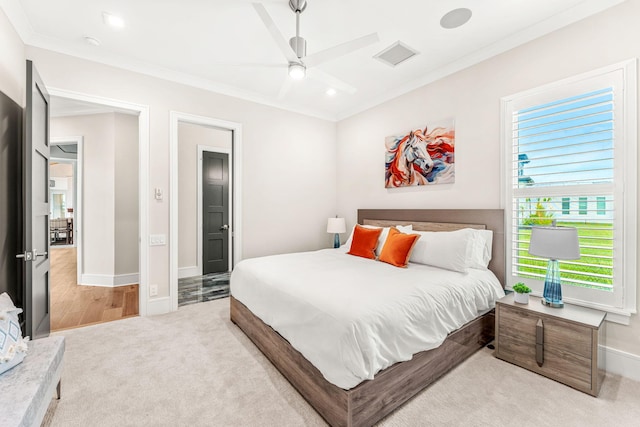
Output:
[512, 197, 613, 291]
[511, 87, 615, 292]
[514, 88, 614, 188]
[502, 60, 637, 319]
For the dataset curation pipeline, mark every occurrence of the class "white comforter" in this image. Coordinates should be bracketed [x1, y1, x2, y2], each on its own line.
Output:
[230, 248, 504, 390]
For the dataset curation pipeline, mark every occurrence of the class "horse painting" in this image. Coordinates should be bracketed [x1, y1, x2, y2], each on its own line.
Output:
[385, 122, 455, 188]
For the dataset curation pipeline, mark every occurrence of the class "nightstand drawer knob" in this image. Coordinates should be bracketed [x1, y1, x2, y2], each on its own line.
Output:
[536, 318, 544, 367]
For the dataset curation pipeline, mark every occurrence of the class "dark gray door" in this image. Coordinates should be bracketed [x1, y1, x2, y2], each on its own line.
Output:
[202, 151, 229, 274]
[0, 89, 23, 310]
[21, 60, 51, 339]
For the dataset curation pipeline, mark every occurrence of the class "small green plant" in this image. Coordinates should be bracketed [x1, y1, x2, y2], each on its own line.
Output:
[512, 283, 532, 294]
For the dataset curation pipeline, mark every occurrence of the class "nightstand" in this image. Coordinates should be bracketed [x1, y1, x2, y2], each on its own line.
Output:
[494, 293, 606, 396]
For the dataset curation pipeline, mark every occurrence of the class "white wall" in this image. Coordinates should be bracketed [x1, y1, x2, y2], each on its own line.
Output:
[27, 46, 338, 299]
[52, 114, 115, 277]
[51, 112, 139, 282]
[114, 113, 139, 276]
[336, 0, 640, 359]
[0, 6, 24, 105]
[178, 122, 231, 274]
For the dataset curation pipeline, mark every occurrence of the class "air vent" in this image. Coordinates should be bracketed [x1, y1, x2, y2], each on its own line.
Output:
[374, 41, 419, 67]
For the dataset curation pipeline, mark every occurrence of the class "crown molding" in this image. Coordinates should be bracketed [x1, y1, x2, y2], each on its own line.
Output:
[0, 0, 34, 43]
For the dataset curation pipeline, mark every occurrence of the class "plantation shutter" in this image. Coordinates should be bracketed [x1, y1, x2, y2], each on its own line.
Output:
[504, 60, 637, 317]
[506, 69, 626, 306]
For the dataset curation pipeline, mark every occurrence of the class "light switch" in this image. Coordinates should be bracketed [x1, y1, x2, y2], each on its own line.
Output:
[154, 188, 163, 201]
[149, 234, 166, 246]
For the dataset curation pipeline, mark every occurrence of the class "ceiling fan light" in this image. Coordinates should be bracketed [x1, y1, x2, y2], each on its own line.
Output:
[102, 12, 125, 28]
[288, 63, 306, 80]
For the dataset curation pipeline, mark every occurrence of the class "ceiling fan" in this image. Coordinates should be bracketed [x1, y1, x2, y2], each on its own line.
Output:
[252, 0, 379, 96]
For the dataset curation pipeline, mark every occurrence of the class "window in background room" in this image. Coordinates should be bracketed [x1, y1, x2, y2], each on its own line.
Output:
[51, 193, 66, 219]
[502, 60, 637, 322]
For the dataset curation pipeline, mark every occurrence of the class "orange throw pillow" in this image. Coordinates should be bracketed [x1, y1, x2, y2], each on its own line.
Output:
[347, 224, 383, 259]
[379, 227, 421, 268]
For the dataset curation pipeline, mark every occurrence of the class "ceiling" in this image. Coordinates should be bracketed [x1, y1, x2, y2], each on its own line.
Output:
[1, 0, 625, 121]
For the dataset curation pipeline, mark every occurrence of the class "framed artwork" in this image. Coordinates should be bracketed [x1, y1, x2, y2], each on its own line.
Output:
[385, 119, 455, 188]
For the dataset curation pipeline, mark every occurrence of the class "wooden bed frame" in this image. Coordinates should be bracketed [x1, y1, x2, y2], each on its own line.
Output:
[230, 209, 504, 427]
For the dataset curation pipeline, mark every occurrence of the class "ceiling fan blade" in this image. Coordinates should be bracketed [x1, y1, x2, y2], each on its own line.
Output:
[209, 63, 286, 68]
[252, 3, 299, 64]
[304, 33, 380, 68]
[307, 68, 357, 95]
[277, 78, 295, 100]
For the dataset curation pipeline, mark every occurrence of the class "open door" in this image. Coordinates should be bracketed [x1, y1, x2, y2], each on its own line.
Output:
[18, 60, 51, 339]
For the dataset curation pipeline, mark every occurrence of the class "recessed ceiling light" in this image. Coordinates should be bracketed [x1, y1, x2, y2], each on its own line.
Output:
[84, 36, 101, 46]
[326, 88, 337, 96]
[102, 12, 125, 28]
[440, 8, 472, 29]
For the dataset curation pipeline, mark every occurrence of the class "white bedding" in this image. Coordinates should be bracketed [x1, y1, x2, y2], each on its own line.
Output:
[230, 248, 505, 390]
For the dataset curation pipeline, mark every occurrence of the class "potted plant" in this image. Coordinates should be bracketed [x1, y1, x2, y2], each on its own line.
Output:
[512, 283, 532, 304]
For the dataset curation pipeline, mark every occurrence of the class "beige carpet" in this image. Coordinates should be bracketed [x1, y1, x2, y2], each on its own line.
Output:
[44, 298, 640, 426]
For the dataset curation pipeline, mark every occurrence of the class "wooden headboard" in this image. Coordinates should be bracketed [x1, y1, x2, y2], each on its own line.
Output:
[358, 209, 505, 287]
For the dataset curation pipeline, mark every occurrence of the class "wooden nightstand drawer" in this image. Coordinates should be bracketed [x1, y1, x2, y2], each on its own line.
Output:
[495, 294, 606, 396]
[499, 306, 592, 359]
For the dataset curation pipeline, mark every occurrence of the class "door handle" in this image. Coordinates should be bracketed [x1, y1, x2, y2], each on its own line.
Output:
[536, 318, 544, 367]
[220, 224, 229, 231]
[34, 249, 48, 258]
[16, 250, 48, 261]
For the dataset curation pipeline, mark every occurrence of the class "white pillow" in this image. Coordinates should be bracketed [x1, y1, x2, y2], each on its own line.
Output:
[343, 224, 413, 256]
[467, 229, 493, 269]
[0, 292, 29, 375]
[409, 229, 474, 273]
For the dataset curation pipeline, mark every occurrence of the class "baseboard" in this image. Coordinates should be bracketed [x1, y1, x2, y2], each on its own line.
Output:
[604, 346, 640, 382]
[146, 296, 172, 316]
[80, 273, 140, 287]
[114, 273, 139, 286]
[178, 266, 199, 279]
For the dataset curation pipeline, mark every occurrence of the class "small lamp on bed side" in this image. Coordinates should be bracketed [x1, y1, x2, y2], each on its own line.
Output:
[528, 221, 580, 308]
[327, 217, 346, 248]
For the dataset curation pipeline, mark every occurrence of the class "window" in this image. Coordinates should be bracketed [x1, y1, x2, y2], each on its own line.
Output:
[597, 196, 607, 215]
[502, 60, 637, 322]
[578, 197, 588, 215]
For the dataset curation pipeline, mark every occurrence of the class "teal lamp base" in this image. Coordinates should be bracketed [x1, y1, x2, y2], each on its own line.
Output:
[333, 233, 340, 248]
[541, 259, 564, 308]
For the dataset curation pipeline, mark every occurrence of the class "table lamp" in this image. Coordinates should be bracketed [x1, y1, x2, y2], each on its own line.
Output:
[528, 222, 580, 308]
[327, 217, 346, 248]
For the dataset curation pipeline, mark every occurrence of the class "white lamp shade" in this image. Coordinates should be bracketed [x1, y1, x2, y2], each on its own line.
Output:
[528, 226, 580, 260]
[327, 217, 346, 234]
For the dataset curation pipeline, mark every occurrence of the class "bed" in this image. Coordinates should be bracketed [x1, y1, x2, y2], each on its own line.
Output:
[230, 209, 505, 426]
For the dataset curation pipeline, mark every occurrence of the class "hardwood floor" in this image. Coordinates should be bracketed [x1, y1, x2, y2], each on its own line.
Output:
[50, 247, 139, 331]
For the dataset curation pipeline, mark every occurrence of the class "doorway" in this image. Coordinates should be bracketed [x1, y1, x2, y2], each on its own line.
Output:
[169, 112, 243, 310]
[47, 94, 147, 329]
[176, 124, 232, 306]
[49, 139, 80, 251]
